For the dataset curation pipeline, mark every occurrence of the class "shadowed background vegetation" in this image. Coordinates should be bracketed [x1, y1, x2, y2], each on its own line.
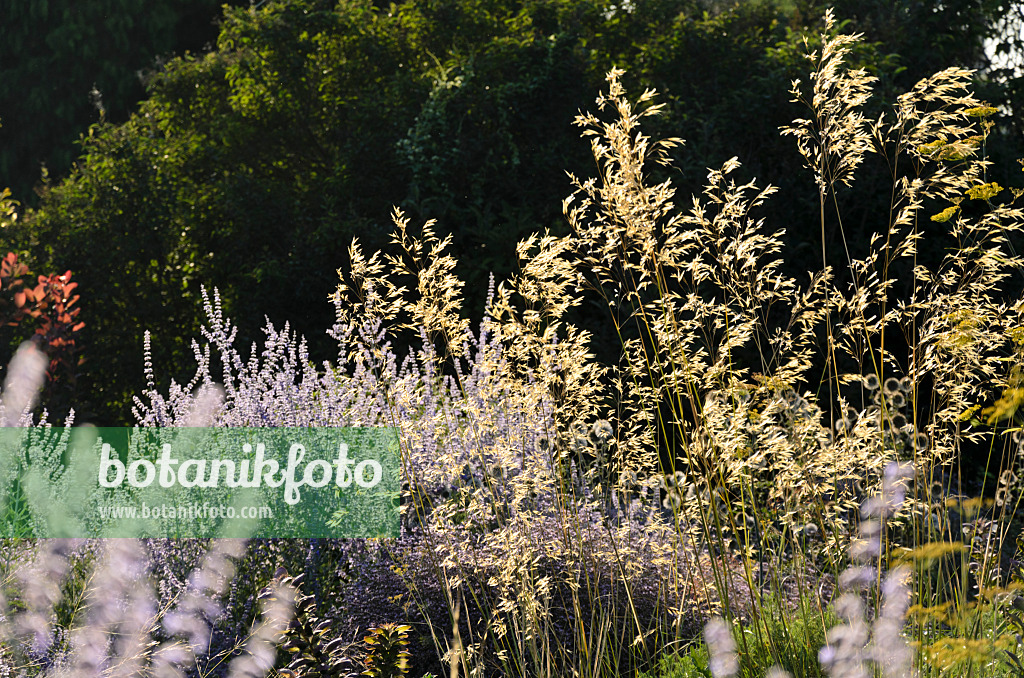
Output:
[2, 0, 1022, 425]
[2, 7, 1024, 678]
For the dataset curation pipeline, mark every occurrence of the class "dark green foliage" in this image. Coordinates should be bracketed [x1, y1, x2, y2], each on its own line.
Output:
[276, 569, 363, 678]
[10, 0, 1023, 424]
[271, 566, 413, 678]
[13, 0, 430, 421]
[0, 0, 247, 206]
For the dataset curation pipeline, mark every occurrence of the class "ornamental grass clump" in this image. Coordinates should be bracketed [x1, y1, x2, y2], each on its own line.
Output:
[131, 204, 709, 674]
[702, 463, 917, 678]
[3, 9, 1024, 678]
[131, 10, 1024, 677]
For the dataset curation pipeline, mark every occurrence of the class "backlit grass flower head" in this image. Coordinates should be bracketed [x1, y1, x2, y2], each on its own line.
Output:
[113, 9, 1024, 678]
[782, 9, 876, 193]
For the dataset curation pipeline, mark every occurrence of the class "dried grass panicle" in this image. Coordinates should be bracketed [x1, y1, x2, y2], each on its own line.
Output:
[129, 18, 1022, 676]
[7, 9, 1024, 678]
[127, 196, 698, 677]
[782, 9, 877, 192]
[226, 574, 297, 678]
[704, 616, 738, 678]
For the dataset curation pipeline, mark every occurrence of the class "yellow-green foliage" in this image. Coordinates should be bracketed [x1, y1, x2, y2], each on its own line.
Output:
[362, 624, 412, 678]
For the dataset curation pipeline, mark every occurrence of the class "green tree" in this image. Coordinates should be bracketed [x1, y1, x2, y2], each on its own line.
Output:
[0, 0, 245, 206]
[12, 0, 1022, 424]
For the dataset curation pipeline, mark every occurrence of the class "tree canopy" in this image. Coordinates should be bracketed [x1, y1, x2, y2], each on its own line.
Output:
[10, 0, 1023, 424]
[0, 0, 246, 205]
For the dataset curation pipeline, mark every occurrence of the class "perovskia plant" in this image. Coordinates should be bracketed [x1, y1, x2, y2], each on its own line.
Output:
[2, 9, 1024, 678]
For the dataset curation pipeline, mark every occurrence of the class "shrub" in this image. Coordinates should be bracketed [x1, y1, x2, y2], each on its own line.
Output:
[0, 252, 83, 415]
[3, 9, 1024, 678]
